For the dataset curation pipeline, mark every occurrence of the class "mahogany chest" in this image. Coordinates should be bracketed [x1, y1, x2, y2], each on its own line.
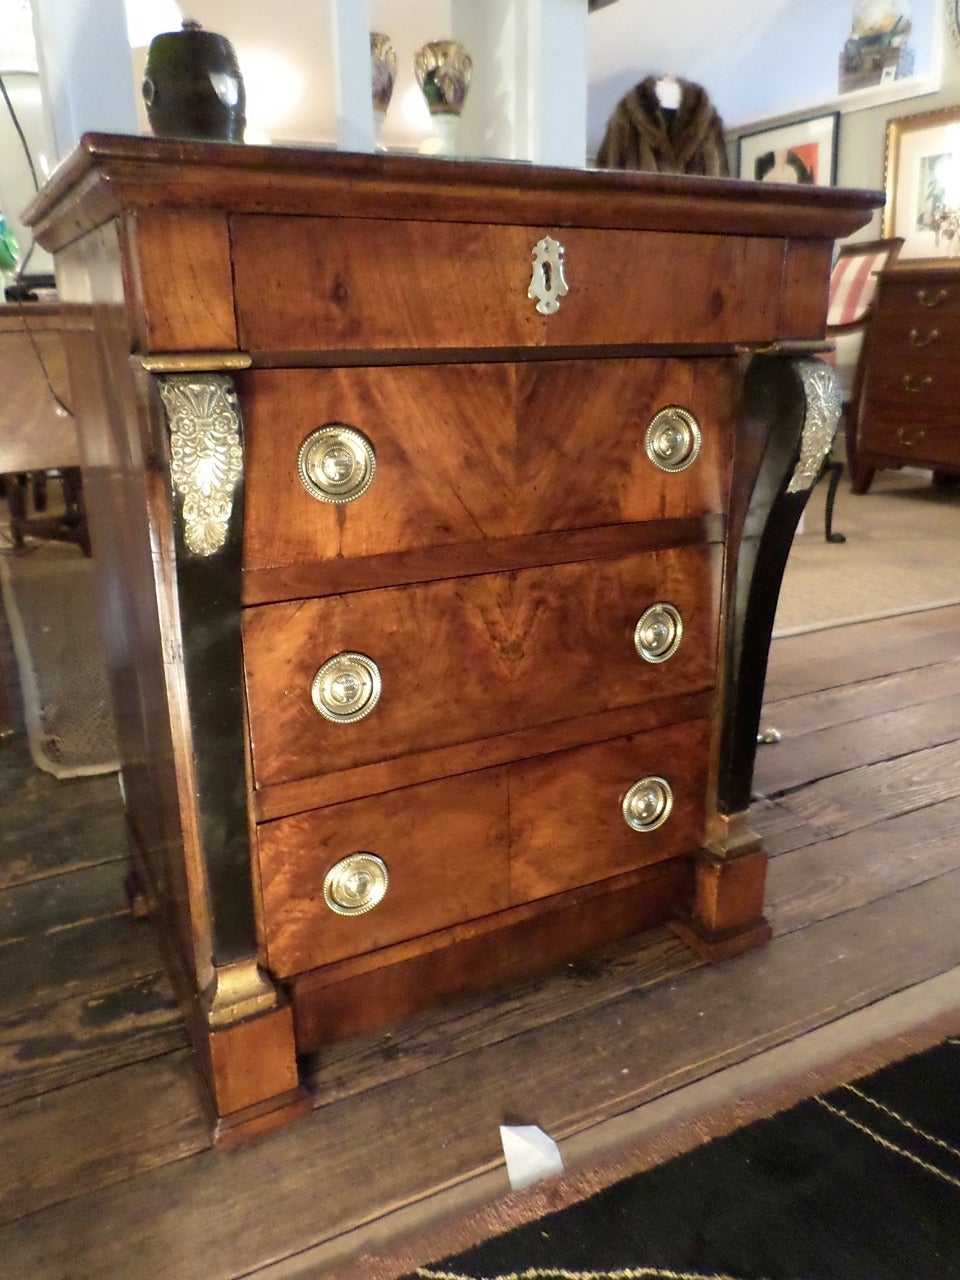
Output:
[851, 261, 960, 491]
[26, 136, 876, 1141]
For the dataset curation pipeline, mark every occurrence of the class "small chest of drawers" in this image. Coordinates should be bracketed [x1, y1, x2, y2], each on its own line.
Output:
[27, 135, 876, 1141]
[851, 262, 960, 490]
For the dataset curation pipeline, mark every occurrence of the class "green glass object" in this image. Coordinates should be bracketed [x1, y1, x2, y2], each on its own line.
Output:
[0, 215, 19, 272]
[142, 19, 246, 142]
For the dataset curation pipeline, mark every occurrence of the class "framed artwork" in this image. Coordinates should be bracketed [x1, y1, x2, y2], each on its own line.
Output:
[884, 105, 960, 259]
[737, 112, 840, 187]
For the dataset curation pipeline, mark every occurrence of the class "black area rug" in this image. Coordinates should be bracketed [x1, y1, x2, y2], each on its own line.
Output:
[404, 1037, 960, 1280]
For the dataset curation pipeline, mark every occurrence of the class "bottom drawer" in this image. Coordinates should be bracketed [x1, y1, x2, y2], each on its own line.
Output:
[864, 418, 960, 472]
[256, 717, 710, 978]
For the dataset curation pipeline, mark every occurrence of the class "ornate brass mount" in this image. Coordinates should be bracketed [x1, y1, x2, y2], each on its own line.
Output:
[311, 652, 382, 723]
[634, 603, 683, 664]
[902, 373, 933, 393]
[897, 425, 927, 448]
[158, 374, 244, 557]
[622, 776, 673, 832]
[645, 406, 702, 472]
[528, 236, 569, 315]
[298, 423, 376, 504]
[323, 853, 389, 916]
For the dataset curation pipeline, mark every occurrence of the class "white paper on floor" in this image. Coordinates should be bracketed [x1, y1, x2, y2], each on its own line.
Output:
[499, 1124, 564, 1191]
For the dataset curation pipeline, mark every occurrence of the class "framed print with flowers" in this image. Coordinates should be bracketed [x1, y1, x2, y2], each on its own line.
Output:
[884, 104, 960, 259]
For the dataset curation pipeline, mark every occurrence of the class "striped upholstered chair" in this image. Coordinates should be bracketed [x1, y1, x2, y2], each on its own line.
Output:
[817, 236, 903, 541]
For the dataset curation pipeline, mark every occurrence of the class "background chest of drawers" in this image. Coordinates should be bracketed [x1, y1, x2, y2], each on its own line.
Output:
[28, 135, 876, 1140]
[850, 261, 960, 492]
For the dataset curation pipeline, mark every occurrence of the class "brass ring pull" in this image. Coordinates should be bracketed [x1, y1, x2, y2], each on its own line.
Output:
[634, 603, 683, 664]
[311, 652, 382, 723]
[645, 407, 702, 473]
[298, 423, 376, 504]
[622, 777, 673, 833]
[909, 327, 939, 348]
[323, 853, 388, 916]
[917, 287, 949, 308]
[896, 426, 927, 448]
[901, 374, 932, 393]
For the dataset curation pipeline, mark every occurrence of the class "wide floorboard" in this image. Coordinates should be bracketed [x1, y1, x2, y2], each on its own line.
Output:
[1, 604, 959, 1278]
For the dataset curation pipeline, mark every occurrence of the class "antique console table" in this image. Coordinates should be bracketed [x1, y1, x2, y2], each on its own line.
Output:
[26, 135, 877, 1142]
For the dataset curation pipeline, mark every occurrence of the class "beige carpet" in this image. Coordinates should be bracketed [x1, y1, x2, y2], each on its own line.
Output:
[0, 543, 119, 778]
[774, 468, 960, 637]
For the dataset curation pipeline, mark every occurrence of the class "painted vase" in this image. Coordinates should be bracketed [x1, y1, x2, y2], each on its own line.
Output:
[143, 19, 246, 142]
[414, 40, 472, 155]
[370, 32, 397, 142]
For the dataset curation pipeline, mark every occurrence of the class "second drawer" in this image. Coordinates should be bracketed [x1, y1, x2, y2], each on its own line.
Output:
[243, 543, 719, 788]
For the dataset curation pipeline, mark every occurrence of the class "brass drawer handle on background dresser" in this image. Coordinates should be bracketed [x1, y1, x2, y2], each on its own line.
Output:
[322, 853, 389, 916]
[902, 374, 933, 394]
[645, 407, 702, 472]
[909, 327, 940, 348]
[622, 776, 674, 832]
[311, 652, 382, 723]
[528, 235, 569, 315]
[896, 426, 927, 448]
[634, 603, 683, 664]
[917, 287, 949, 308]
[298, 423, 376, 503]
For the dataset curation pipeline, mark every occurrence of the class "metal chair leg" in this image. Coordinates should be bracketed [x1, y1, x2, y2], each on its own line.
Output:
[823, 459, 846, 544]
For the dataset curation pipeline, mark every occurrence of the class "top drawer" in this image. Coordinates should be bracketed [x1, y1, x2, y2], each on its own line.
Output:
[872, 277, 960, 350]
[241, 358, 734, 581]
[230, 215, 800, 353]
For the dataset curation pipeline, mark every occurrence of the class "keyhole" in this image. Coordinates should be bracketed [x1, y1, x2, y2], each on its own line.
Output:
[541, 261, 552, 293]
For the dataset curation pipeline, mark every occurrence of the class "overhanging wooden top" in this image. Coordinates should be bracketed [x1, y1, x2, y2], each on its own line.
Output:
[25, 132, 881, 254]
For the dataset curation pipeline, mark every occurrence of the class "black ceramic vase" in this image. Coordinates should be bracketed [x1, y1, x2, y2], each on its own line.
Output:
[143, 19, 246, 142]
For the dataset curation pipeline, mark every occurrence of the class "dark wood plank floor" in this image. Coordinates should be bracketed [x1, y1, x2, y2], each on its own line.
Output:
[2, 585, 959, 1279]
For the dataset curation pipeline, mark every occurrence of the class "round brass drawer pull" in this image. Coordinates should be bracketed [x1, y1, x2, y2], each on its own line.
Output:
[634, 603, 683, 664]
[298, 423, 376, 504]
[311, 652, 382, 723]
[323, 852, 388, 916]
[645, 407, 702, 472]
[622, 776, 674, 833]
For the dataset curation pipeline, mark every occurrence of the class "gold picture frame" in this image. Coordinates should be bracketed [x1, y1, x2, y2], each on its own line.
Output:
[884, 104, 960, 259]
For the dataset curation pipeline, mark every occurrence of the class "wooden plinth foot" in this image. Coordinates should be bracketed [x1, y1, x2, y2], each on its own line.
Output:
[212, 1086, 312, 1150]
[200, 999, 308, 1143]
[670, 832, 772, 963]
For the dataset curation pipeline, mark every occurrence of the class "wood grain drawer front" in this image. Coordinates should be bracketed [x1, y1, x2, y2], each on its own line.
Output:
[257, 769, 510, 977]
[241, 360, 734, 576]
[257, 719, 708, 977]
[243, 544, 719, 788]
[864, 361, 953, 417]
[231, 215, 788, 353]
[862, 420, 959, 470]
[510, 718, 710, 901]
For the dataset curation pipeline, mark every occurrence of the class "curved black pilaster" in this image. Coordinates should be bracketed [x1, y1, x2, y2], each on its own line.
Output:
[717, 356, 841, 817]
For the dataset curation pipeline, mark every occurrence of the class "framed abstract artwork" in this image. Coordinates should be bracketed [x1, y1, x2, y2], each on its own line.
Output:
[737, 112, 840, 187]
[883, 104, 960, 259]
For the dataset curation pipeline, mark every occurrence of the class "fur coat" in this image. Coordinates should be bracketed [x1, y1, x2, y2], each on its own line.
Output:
[595, 76, 729, 177]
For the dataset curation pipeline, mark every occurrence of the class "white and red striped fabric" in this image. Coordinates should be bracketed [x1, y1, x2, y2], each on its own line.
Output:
[826, 246, 895, 328]
[823, 245, 898, 399]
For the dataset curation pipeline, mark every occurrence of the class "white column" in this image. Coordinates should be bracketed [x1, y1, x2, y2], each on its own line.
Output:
[30, 0, 139, 161]
[451, 0, 587, 166]
[328, 0, 374, 153]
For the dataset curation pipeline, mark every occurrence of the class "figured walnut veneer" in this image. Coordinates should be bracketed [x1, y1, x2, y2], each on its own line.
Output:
[25, 134, 878, 1139]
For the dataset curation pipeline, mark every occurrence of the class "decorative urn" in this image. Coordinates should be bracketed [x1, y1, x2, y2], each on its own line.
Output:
[414, 39, 472, 154]
[143, 19, 246, 142]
